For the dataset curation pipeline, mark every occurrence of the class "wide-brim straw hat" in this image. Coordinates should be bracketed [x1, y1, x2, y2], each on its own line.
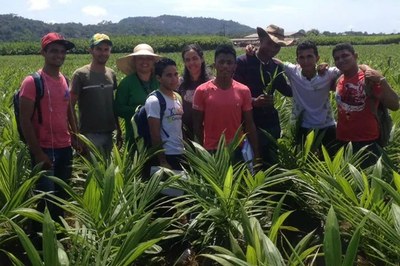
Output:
[256, 24, 294, 46]
[116, 43, 160, 75]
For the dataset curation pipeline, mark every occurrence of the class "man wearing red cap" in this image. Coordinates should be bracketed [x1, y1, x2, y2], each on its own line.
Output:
[70, 33, 122, 159]
[19, 32, 79, 233]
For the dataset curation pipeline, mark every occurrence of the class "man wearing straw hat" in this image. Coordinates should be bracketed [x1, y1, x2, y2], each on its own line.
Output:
[70, 33, 122, 158]
[115, 43, 160, 148]
[234, 24, 293, 168]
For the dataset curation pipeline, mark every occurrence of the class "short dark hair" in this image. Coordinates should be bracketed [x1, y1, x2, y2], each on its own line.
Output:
[154, 58, 176, 77]
[332, 43, 355, 57]
[296, 40, 318, 57]
[214, 44, 236, 61]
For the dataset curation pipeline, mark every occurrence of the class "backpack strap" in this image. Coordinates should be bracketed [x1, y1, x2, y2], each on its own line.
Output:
[31, 72, 44, 124]
[154, 90, 169, 138]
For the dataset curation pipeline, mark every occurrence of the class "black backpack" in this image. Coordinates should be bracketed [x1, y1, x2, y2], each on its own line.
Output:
[13, 72, 44, 142]
[132, 90, 169, 147]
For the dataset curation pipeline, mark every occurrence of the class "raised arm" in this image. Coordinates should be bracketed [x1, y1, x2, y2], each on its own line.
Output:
[365, 69, 399, 111]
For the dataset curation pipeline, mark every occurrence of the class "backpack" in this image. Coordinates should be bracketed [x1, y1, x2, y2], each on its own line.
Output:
[13, 72, 44, 142]
[132, 90, 169, 147]
[364, 79, 393, 147]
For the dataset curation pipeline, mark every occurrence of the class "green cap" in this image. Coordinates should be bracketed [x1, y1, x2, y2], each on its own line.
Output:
[90, 33, 112, 47]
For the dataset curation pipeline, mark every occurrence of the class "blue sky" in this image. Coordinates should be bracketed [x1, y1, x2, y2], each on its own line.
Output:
[3, 0, 400, 34]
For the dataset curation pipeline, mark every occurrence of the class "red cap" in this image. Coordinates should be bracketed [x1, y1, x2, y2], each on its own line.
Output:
[41, 32, 75, 50]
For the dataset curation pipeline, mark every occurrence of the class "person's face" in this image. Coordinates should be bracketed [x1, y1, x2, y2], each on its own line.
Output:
[214, 53, 236, 79]
[296, 48, 319, 72]
[90, 42, 111, 65]
[42, 43, 67, 67]
[134, 55, 156, 73]
[258, 36, 281, 58]
[157, 65, 179, 91]
[333, 49, 358, 73]
[183, 49, 203, 76]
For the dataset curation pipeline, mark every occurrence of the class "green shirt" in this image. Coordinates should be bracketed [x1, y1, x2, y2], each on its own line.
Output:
[115, 73, 159, 145]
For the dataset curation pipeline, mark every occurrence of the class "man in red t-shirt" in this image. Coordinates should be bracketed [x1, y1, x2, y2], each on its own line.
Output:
[333, 43, 399, 167]
[19, 32, 80, 235]
[193, 44, 259, 162]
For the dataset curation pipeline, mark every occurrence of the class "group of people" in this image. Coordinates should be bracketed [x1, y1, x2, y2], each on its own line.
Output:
[18, 24, 399, 233]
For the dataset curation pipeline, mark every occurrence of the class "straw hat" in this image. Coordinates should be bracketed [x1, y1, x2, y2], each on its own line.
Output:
[256, 24, 294, 46]
[116, 43, 160, 75]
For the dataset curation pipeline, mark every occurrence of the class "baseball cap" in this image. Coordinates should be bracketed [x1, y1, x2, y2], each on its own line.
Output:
[90, 33, 112, 47]
[41, 32, 75, 50]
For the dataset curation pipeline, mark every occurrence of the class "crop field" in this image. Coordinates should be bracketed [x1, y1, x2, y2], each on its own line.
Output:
[1, 43, 400, 265]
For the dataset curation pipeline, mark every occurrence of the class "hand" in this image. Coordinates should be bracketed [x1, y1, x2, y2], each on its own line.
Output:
[252, 94, 274, 108]
[34, 151, 52, 170]
[71, 135, 86, 155]
[316, 62, 329, 75]
[364, 69, 384, 84]
[245, 44, 257, 56]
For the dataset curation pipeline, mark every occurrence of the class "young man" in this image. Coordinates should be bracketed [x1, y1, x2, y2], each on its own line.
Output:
[275, 40, 340, 153]
[333, 43, 399, 166]
[19, 32, 79, 228]
[234, 24, 292, 167]
[70, 33, 122, 158]
[145, 58, 184, 170]
[193, 44, 259, 162]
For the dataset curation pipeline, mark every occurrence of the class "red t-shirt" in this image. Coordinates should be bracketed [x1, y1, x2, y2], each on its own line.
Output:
[193, 79, 252, 150]
[336, 70, 382, 142]
[19, 70, 71, 148]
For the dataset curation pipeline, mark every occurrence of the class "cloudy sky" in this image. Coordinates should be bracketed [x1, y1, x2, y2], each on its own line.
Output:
[3, 0, 400, 34]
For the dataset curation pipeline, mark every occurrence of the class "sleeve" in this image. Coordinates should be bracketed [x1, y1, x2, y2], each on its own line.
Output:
[242, 85, 253, 112]
[282, 62, 296, 77]
[192, 86, 205, 111]
[144, 95, 161, 119]
[114, 77, 135, 119]
[273, 64, 292, 97]
[328, 67, 341, 80]
[70, 70, 81, 95]
[19, 75, 36, 101]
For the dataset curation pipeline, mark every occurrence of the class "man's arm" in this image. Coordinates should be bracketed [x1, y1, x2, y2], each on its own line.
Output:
[365, 69, 399, 111]
[242, 110, 259, 159]
[20, 96, 52, 169]
[148, 117, 170, 168]
[193, 109, 204, 146]
[273, 65, 292, 97]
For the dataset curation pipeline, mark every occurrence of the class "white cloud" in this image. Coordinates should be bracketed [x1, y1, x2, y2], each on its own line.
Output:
[81, 5, 107, 17]
[58, 0, 71, 3]
[28, 0, 50, 10]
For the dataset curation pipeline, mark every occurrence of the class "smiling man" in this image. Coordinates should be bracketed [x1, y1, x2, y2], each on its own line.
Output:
[70, 33, 122, 159]
[19, 32, 79, 236]
[274, 40, 340, 153]
[333, 43, 399, 167]
[193, 44, 259, 162]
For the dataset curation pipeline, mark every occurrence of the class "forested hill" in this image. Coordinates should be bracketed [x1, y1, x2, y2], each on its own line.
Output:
[0, 14, 255, 42]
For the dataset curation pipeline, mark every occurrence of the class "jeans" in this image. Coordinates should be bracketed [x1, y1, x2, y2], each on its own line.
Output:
[32, 146, 72, 230]
[84, 132, 113, 159]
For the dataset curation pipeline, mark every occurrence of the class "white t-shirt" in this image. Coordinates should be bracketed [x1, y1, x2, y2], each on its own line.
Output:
[145, 91, 184, 155]
[283, 62, 340, 128]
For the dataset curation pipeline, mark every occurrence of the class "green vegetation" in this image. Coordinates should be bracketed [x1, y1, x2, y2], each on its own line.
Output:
[1, 44, 400, 265]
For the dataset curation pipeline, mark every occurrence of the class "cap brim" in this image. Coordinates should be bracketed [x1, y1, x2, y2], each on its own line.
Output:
[54, 40, 75, 50]
[92, 40, 113, 47]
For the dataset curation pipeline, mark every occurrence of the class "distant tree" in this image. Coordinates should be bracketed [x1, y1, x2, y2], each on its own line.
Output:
[306, 29, 320, 36]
